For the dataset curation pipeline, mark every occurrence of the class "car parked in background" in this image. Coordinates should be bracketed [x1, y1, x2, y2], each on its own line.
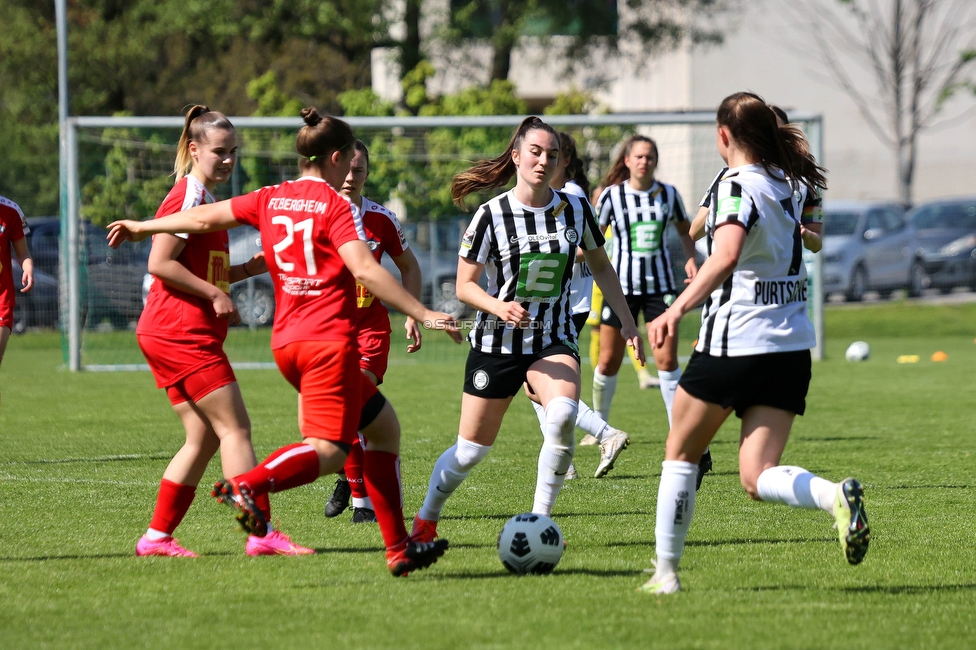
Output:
[141, 225, 276, 327]
[821, 201, 916, 301]
[908, 197, 976, 293]
[25, 217, 151, 329]
[10, 258, 59, 333]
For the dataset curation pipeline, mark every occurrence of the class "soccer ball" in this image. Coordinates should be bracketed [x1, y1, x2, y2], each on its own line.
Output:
[497, 513, 564, 575]
[845, 341, 871, 362]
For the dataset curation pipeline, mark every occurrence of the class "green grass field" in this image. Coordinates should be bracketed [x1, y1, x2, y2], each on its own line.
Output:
[2, 301, 976, 648]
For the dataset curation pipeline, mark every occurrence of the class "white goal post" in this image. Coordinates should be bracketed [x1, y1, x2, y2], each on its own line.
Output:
[62, 112, 824, 371]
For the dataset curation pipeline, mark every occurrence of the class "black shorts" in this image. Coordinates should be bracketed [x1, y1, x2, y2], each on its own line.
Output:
[571, 312, 588, 339]
[463, 344, 581, 399]
[679, 349, 811, 418]
[600, 294, 672, 328]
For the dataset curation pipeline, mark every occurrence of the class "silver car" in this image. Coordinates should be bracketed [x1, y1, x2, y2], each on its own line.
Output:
[822, 201, 917, 301]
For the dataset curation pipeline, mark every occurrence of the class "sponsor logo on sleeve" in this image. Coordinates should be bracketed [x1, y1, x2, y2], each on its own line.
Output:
[716, 196, 741, 219]
[461, 229, 476, 249]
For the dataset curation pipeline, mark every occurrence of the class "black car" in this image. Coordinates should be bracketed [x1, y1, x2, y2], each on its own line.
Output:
[10, 258, 59, 332]
[909, 198, 976, 293]
[27, 217, 151, 329]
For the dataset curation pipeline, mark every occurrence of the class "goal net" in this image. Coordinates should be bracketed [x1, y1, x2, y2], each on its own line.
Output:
[62, 112, 823, 371]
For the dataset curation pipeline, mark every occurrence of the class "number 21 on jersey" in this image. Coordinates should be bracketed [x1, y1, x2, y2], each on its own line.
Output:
[271, 216, 317, 275]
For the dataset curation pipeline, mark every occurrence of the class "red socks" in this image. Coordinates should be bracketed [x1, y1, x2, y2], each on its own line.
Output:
[236, 443, 320, 496]
[149, 479, 196, 535]
[345, 438, 368, 500]
[363, 450, 408, 550]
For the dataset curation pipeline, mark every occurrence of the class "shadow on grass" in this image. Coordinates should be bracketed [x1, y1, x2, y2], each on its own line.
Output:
[0, 452, 173, 466]
[428, 567, 642, 580]
[742, 583, 976, 595]
[885, 484, 973, 490]
[0, 550, 235, 562]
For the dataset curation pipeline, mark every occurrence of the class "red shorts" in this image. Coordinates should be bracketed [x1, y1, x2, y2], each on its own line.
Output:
[165, 363, 237, 406]
[0, 294, 13, 330]
[358, 325, 391, 384]
[273, 339, 378, 445]
[138, 333, 236, 404]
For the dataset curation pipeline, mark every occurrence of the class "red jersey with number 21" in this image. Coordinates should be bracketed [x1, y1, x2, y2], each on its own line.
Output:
[230, 176, 361, 349]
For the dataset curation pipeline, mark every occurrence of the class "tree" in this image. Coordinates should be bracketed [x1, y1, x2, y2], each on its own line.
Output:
[424, 0, 731, 85]
[791, 0, 976, 205]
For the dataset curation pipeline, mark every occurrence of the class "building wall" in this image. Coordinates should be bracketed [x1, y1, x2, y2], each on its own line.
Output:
[372, 0, 976, 205]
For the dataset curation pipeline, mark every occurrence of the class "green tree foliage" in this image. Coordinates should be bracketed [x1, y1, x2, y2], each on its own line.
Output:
[0, 0, 383, 216]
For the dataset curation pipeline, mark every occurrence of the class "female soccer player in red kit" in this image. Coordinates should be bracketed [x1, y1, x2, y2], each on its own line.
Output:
[110, 108, 459, 576]
[135, 106, 312, 557]
[324, 139, 425, 523]
[0, 195, 34, 386]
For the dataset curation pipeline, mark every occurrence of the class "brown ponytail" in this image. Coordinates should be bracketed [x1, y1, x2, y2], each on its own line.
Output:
[600, 135, 658, 188]
[717, 92, 827, 194]
[296, 107, 355, 173]
[450, 116, 558, 210]
[174, 105, 234, 183]
[557, 131, 590, 197]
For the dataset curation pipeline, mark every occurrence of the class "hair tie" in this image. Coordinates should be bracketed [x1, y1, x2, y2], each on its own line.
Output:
[306, 155, 318, 162]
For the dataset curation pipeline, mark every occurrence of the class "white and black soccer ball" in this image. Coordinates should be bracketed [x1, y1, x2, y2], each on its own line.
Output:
[845, 341, 871, 362]
[497, 513, 564, 575]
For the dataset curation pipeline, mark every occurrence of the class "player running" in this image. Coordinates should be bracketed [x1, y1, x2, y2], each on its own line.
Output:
[641, 92, 869, 595]
[0, 195, 33, 388]
[134, 106, 311, 558]
[592, 136, 698, 434]
[411, 117, 643, 545]
[324, 139, 424, 523]
[521, 131, 632, 480]
[109, 108, 460, 577]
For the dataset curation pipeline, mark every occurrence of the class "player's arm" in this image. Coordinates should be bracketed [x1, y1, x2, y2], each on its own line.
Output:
[456, 256, 528, 327]
[230, 252, 267, 284]
[390, 247, 423, 352]
[11, 236, 33, 293]
[649, 222, 745, 349]
[690, 205, 708, 241]
[340, 239, 461, 341]
[801, 222, 822, 253]
[148, 234, 239, 324]
[583, 246, 644, 364]
[674, 219, 698, 283]
[107, 200, 239, 246]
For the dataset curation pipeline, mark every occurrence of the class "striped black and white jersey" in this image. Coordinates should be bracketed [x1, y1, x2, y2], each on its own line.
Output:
[460, 188, 605, 355]
[696, 163, 816, 357]
[562, 180, 594, 316]
[702, 166, 823, 226]
[596, 181, 687, 295]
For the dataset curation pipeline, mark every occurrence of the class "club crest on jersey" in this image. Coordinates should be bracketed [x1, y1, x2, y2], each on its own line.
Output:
[660, 203, 670, 216]
[366, 239, 379, 251]
[473, 369, 490, 390]
[564, 228, 579, 245]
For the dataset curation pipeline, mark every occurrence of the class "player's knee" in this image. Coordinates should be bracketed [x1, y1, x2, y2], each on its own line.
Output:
[544, 396, 578, 448]
[454, 437, 491, 471]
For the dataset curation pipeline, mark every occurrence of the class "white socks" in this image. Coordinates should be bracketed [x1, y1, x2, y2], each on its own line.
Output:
[592, 370, 617, 420]
[533, 396, 578, 516]
[756, 466, 836, 512]
[657, 367, 682, 427]
[418, 437, 491, 522]
[575, 400, 610, 440]
[534, 399, 610, 442]
[351, 496, 374, 510]
[654, 460, 698, 572]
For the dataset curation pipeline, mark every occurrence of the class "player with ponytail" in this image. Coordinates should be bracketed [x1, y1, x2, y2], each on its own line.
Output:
[640, 92, 866, 595]
[411, 117, 643, 545]
[110, 107, 460, 577]
[134, 106, 313, 557]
